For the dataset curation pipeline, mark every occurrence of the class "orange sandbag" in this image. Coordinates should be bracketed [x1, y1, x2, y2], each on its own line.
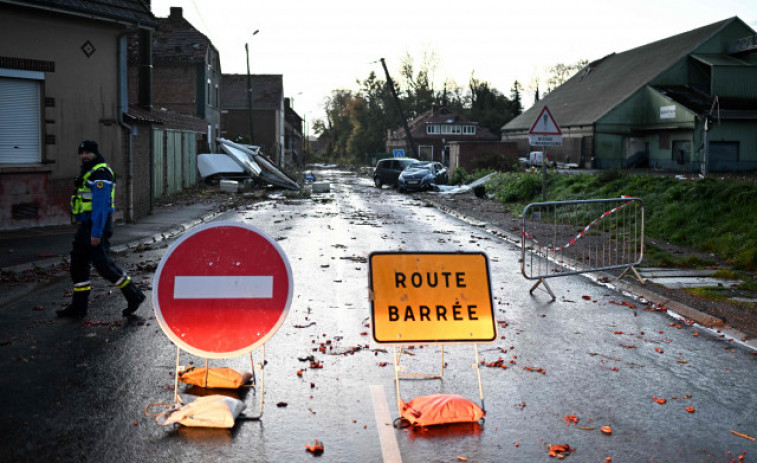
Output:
[177, 367, 252, 389]
[400, 394, 485, 427]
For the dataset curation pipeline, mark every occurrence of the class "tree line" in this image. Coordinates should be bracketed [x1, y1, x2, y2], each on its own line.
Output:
[310, 55, 588, 166]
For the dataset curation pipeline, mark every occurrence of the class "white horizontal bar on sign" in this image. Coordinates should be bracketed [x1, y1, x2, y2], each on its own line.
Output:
[173, 276, 273, 299]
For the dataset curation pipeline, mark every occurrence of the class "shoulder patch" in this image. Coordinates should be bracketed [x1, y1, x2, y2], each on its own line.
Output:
[96, 180, 104, 189]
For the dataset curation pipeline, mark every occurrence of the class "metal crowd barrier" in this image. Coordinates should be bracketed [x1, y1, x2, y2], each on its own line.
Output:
[521, 197, 645, 299]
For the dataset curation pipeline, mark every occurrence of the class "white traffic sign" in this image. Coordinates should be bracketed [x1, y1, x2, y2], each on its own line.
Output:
[529, 105, 562, 147]
[153, 221, 293, 358]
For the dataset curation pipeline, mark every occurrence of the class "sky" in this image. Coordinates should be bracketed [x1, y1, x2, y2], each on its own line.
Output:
[150, 0, 757, 133]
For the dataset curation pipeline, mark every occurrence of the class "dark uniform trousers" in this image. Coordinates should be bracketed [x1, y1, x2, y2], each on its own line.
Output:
[70, 215, 125, 285]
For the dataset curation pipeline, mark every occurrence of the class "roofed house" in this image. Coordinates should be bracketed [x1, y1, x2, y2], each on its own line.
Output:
[386, 106, 499, 165]
[220, 74, 286, 166]
[502, 17, 757, 173]
[144, 6, 221, 153]
[0, 0, 156, 230]
[126, 6, 216, 204]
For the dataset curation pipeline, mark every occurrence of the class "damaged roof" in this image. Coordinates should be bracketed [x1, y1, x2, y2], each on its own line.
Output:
[503, 17, 746, 131]
[654, 85, 757, 119]
[0, 0, 156, 27]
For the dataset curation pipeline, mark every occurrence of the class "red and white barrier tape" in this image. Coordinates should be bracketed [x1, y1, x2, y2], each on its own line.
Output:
[522, 198, 636, 252]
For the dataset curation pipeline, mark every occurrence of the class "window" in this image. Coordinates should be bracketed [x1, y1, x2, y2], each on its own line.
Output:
[0, 71, 43, 164]
[672, 140, 690, 165]
[426, 124, 440, 135]
[463, 125, 476, 135]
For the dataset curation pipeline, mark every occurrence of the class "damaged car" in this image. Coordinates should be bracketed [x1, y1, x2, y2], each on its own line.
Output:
[397, 161, 448, 193]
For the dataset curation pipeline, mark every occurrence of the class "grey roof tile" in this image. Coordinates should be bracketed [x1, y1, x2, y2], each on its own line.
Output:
[3, 0, 156, 27]
[503, 17, 740, 131]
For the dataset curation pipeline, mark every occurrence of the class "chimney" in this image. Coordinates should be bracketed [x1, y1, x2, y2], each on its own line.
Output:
[169, 7, 183, 19]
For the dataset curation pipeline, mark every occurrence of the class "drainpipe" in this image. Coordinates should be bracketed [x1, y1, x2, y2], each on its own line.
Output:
[117, 33, 134, 222]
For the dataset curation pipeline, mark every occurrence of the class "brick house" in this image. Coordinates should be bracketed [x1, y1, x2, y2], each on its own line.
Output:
[220, 74, 288, 166]
[126, 6, 216, 204]
[0, 0, 156, 230]
[131, 6, 221, 153]
[386, 106, 500, 165]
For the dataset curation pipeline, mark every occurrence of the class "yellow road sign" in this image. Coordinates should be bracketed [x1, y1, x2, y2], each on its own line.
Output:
[369, 252, 497, 344]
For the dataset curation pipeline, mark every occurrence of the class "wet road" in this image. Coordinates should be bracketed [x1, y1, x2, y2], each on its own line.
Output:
[1, 168, 755, 462]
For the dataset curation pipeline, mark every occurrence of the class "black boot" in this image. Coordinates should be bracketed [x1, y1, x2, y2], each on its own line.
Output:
[120, 280, 146, 317]
[57, 288, 89, 318]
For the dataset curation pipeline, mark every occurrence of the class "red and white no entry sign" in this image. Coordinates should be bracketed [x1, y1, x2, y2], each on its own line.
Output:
[153, 221, 293, 358]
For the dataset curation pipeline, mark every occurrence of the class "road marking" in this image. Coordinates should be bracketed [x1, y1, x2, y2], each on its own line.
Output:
[173, 276, 273, 299]
[370, 385, 402, 463]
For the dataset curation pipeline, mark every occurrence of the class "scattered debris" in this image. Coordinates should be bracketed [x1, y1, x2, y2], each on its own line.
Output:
[731, 430, 755, 441]
[305, 439, 324, 455]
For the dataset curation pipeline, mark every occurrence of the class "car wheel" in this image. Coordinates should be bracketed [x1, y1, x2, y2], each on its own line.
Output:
[374, 177, 383, 188]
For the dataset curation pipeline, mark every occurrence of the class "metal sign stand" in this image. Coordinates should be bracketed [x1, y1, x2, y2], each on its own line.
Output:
[172, 345, 267, 420]
[391, 344, 486, 416]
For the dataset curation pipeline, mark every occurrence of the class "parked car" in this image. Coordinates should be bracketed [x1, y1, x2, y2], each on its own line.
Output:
[397, 161, 448, 193]
[373, 158, 418, 188]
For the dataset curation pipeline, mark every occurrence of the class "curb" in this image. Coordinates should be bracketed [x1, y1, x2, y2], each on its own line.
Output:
[425, 197, 757, 352]
[1, 211, 220, 275]
[0, 210, 222, 310]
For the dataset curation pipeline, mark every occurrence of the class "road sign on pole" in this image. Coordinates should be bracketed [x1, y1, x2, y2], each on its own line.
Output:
[153, 221, 293, 359]
[369, 252, 497, 344]
[529, 105, 563, 147]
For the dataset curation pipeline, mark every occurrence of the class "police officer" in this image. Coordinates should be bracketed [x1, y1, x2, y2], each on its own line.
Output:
[57, 140, 145, 318]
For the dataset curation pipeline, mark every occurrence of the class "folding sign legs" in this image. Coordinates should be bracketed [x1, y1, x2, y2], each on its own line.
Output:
[392, 345, 445, 415]
[392, 344, 487, 416]
[472, 344, 486, 413]
[171, 345, 266, 420]
[242, 344, 266, 420]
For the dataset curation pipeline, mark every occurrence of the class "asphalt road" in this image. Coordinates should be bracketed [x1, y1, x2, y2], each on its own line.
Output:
[0, 168, 755, 462]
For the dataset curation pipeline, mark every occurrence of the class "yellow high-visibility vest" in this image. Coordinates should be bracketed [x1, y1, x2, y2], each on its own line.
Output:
[71, 163, 115, 215]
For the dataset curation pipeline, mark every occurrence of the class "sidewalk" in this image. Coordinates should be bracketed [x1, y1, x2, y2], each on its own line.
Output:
[0, 203, 221, 273]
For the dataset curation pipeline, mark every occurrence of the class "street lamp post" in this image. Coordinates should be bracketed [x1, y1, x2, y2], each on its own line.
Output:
[245, 29, 259, 144]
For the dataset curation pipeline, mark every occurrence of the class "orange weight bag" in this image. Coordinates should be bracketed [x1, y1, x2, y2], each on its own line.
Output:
[398, 394, 485, 427]
[177, 367, 252, 389]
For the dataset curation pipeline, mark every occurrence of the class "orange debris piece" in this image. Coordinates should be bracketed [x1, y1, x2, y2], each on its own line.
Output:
[601, 426, 613, 435]
[548, 444, 574, 458]
[305, 439, 324, 455]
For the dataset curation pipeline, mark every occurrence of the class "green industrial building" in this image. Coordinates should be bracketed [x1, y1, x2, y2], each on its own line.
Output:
[501, 17, 757, 173]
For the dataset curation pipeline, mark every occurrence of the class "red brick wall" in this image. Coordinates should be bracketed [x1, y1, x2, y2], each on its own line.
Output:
[0, 171, 70, 229]
[153, 66, 197, 117]
[450, 141, 519, 171]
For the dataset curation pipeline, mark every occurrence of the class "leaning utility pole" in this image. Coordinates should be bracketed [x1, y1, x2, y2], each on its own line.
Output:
[380, 58, 416, 158]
